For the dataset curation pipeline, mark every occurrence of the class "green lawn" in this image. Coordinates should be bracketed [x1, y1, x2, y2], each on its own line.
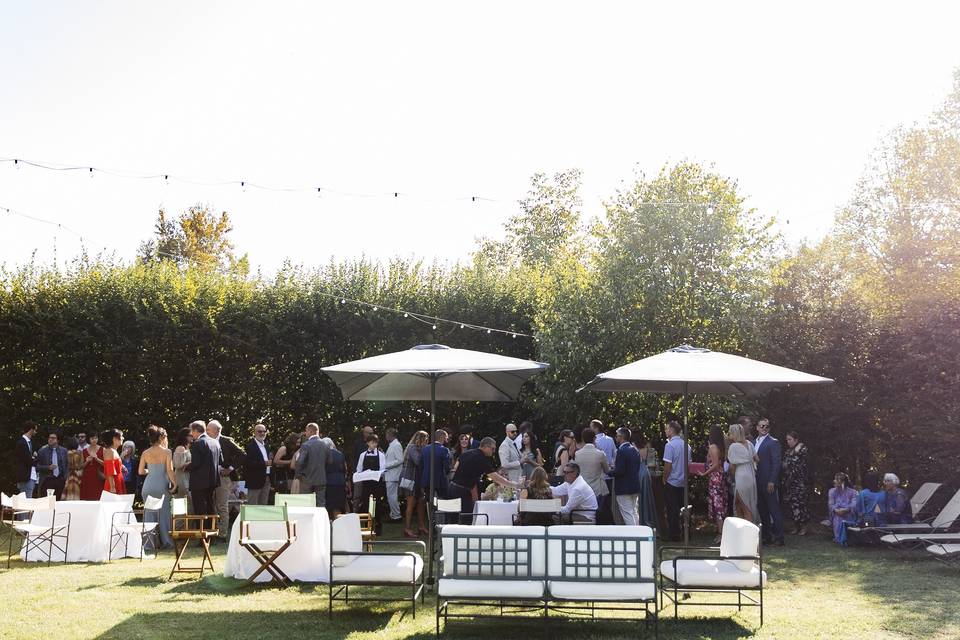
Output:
[1, 523, 958, 640]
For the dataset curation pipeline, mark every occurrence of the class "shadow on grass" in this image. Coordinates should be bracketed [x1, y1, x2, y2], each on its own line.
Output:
[757, 536, 960, 637]
[93, 609, 400, 640]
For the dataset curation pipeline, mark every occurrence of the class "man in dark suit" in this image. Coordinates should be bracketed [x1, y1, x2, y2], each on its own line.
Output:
[755, 417, 785, 545]
[186, 420, 221, 527]
[36, 431, 69, 498]
[244, 423, 272, 505]
[14, 421, 39, 501]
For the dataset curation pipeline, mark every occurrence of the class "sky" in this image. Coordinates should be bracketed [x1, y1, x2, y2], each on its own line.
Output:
[1, 1, 959, 274]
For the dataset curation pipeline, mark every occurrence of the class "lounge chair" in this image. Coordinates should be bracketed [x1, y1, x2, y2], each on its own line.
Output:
[848, 488, 960, 540]
[880, 532, 960, 551]
[925, 541, 960, 567]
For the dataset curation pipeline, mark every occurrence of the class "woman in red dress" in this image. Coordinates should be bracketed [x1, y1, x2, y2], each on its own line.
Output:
[80, 432, 105, 500]
[101, 428, 126, 495]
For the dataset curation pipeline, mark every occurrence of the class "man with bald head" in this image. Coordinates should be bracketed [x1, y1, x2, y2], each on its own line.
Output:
[206, 420, 244, 538]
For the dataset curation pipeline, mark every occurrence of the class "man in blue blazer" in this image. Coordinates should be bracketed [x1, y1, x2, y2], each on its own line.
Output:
[754, 417, 785, 545]
[611, 427, 641, 526]
[36, 431, 69, 498]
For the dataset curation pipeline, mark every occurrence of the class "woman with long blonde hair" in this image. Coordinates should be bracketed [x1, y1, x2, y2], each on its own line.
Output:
[727, 424, 759, 523]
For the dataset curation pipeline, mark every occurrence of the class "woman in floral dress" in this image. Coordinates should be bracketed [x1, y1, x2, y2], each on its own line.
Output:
[782, 430, 811, 535]
[700, 425, 728, 542]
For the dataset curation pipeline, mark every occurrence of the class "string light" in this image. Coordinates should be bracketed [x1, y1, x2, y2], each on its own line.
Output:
[0, 156, 506, 204]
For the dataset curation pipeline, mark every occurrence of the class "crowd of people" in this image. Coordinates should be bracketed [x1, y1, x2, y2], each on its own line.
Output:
[10, 415, 914, 547]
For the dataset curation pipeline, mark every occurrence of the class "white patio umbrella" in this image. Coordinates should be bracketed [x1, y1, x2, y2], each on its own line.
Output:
[322, 343, 549, 582]
[579, 345, 833, 543]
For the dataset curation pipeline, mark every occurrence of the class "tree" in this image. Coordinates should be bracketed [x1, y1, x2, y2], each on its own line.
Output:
[139, 205, 249, 275]
[476, 169, 584, 270]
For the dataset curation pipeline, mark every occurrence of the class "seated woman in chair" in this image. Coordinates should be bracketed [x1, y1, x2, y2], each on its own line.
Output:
[519, 467, 556, 526]
[856, 472, 884, 527]
[879, 473, 912, 526]
[828, 472, 858, 545]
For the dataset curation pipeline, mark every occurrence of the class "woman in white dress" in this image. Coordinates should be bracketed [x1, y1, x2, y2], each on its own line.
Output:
[727, 423, 759, 523]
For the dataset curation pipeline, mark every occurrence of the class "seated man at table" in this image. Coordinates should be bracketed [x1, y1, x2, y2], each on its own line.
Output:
[551, 462, 598, 523]
[449, 437, 514, 520]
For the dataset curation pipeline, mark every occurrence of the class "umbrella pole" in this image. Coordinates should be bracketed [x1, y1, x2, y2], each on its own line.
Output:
[427, 374, 437, 586]
[683, 383, 689, 546]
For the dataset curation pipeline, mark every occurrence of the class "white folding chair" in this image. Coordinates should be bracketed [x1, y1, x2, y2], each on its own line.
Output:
[100, 492, 136, 508]
[5, 494, 71, 565]
[110, 494, 165, 561]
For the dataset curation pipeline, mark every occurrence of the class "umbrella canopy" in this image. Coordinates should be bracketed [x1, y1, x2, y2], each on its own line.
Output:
[578, 345, 833, 395]
[322, 344, 549, 402]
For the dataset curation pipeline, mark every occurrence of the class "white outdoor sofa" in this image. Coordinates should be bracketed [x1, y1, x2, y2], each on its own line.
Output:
[436, 524, 658, 637]
[329, 513, 426, 618]
[659, 517, 767, 626]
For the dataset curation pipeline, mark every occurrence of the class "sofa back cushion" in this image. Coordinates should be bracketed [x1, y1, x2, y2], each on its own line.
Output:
[332, 513, 362, 567]
[720, 517, 759, 571]
[546, 525, 654, 581]
[440, 525, 546, 578]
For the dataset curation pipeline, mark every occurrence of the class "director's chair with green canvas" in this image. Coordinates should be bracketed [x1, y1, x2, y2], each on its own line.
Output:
[169, 497, 219, 580]
[238, 504, 298, 586]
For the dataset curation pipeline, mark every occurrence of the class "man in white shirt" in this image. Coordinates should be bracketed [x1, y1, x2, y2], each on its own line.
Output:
[551, 462, 599, 522]
[383, 428, 404, 520]
[498, 423, 522, 483]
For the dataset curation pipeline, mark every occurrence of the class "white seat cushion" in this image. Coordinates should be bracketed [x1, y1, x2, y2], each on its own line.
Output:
[332, 553, 423, 583]
[881, 533, 960, 544]
[719, 517, 760, 571]
[117, 522, 159, 533]
[332, 514, 362, 567]
[660, 559, 767, 588]
[13, 523, 58, 536]
[438, 578, 545, 599]
[548, 580, 654, 601]
[927, 544, 960, 557]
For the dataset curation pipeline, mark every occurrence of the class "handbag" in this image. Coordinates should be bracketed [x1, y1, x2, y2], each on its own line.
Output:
[400, 477, 415, 492]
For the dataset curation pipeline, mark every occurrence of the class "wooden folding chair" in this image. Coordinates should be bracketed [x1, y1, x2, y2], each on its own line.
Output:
[238, 504, 298, 586]
[169, 497, 219, 580]
[274, 493, 315, 508]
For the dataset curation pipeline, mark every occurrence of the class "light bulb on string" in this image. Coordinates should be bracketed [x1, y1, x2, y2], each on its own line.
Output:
[163, 174, 169, 186]
[403, 313, 408, 318]
[241, 181, 246, 193]
[14, 159, 20, 170]
[372, 306, 378, 312]
[317, 187, 322, 199]
[340, 298, 346, 304]
[512, 333, 517, 339]
[432, 324, 437, 330]
[460, 324, 465, 329]
[88, 167, 94, 179]
[487, 329, 491, 334]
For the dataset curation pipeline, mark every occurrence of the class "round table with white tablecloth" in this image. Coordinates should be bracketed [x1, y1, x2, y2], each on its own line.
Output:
[473, 500, 520, 526]
[21, 500, 142, 562]
[223, 505, 331, 583]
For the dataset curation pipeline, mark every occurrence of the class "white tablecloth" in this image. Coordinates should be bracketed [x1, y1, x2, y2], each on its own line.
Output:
[21, 500, 142, 562]
[223, 506, 331, 583]
[474, 500, 519, 526]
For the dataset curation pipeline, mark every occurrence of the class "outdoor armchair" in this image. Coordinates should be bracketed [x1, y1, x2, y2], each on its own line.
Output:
[659, 517, 766, 626]
[329, 513, 426, 618]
